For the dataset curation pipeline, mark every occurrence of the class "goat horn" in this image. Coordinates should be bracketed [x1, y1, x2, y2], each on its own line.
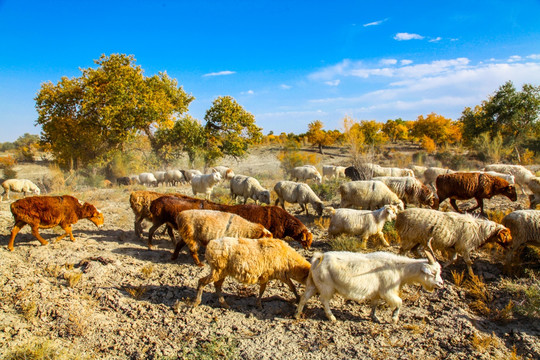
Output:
[424, 237, 437, 265]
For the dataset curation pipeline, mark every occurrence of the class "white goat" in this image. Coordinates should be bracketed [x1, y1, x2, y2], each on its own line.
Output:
[290, 166, 322, 183]
[193, 236, 311, 308]
[339, 180, 404, 210]
[1, 179, 41, 200]
[230, 175, 270, 205]
[295, 242, 443, 323]
[274, 180, 325, 216]
[327, 205, 398, 246]
[322, 165, 346, 181]
[191, 171, 222, 200]
[397, 208, 512, 276]
[502, 210, 540, 263]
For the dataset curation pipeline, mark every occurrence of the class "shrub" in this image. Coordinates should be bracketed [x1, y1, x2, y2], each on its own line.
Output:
[421, 136, 436, 153]
[277, 140, 320, 175]
[310, 179, 341, 202]
[0, 154, 17, 179]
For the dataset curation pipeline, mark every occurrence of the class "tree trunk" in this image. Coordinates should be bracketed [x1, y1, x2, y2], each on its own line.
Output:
[318, 143, 324, 154]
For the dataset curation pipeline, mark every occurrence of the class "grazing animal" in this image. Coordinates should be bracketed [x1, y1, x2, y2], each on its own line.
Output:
[164, 170, 185, 186]
[274, 180, 325, 216]
[295, 241, 443, 323]
[436, 172, 517, 215]
[191, 171, 222, 200]
[423, 167, 454, 190]
[139, 173, 158, 187]
[129, 175, 141, 185]
[289, 166, 322, 183]
[344, 166, 369, 181]
[408, 165, 428, 179]
[527, 177, 540, 209]
[212, 166, 235, 181]
[116, 176, 132, 186]
[484, 164, 535, 195]
[154, 171, 167, 186]
[397, 208, 512, 276]
[322, 165, 346, 181]
[339, 180, 404, 210]
[182, 169, 203, 183]
[1, 179, 41, 200]
[173, 210, 272, 265]
[7, 195, 104, 251]
[502, 210, 540, 263]
[193, 236, 311, 308]
[372, 165, 414, 178]
[102, 179, 113, 188]
[373, 176, 438, 209]
[327, 205, 398, 246]
[230, 175, 271, 205]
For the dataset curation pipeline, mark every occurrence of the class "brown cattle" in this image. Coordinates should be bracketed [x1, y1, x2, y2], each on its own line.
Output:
[436, 172, 517, 215]
[147, 195, 313, 250]
[7, 195, 104, 251]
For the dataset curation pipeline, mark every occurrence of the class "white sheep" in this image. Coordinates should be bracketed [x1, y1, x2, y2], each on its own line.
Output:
[164, 170, 185, 186]
[397, 208, 512, 276]
[139, 173, 158, 186]
[339, 180, 404, 211]
[212, 166, 235, 180]
[408, 165, 428, 179]
[289, 165, 322, 183]
[423, 167, 454, 190]
[322, 165, 346, 181]
[527, 177, 540, 209]
[129, 175, 141, 185]
[230, 175, 270, 205]
[501, 210, 540, 263]
[191, 171, 222, 200]
[182, 169, 203, 183]
[274, 180, 325, 216]
[153, 171, 167, 186]
[372, 176, 437, 209]
[327, 205, 398, 246]
[174, 209, 273, 266]
[295, 242, 443, 323]
[375, 166, 415, 177]
[1, 179, 41, 200]
[484, 164, 535, 195]
[193, 236, 311, 308]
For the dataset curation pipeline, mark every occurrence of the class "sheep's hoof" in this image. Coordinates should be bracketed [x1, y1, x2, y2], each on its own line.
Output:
[8, 246, 14, 251]
[392, 317, 399, 324]
[219, 301, 230, 309]
[328, 315, 337, 322]
[196, 262, 204, 268]
[371, 315, 381, 323]
[40, 240, 49, 246]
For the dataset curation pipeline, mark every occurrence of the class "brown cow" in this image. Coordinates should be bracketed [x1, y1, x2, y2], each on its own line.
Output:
[436, 172, 517, 215]
[7, 195, 104, 251]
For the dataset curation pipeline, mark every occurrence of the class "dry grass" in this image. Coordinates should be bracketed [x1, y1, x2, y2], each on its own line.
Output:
[123, 285, 148, 300]
[3, 337, 89, 360]
[464, 274, 492, 316]
[471, 331, 500, 352]
[313, 216, 331, 230]
[140, 264, 154, 279]
[64, 271, 83, 288]
[451, 270, 465, 287]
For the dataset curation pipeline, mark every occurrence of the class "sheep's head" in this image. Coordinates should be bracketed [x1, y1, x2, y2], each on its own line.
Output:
[258, 191, 271, 205]
[83, 203, 104, 228]
[490, 227, 512, 248]
[300, 230, 313, 249]
[502, 185, 517, 202]
[212, 171, 222, 183]
[314, 202, 324, 216]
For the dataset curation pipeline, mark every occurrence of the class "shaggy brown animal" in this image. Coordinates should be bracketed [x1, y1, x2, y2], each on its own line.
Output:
[7, 195, 104, 251]
[436, 172, 517, 215]
[147, 195, 313, 249]
[174, 210, 272, 265]
[193, 236, 311, 308]
[129, 190, 192, 238]
[117, 176, 132, 186]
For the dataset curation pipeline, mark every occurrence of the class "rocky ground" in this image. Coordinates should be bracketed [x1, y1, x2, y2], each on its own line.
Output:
[0, 150, 539, 359]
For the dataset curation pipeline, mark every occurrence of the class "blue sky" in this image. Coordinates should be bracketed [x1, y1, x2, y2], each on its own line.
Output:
[1, 0, 539, 142]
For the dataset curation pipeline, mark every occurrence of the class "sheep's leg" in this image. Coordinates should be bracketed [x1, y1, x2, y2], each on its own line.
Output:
[295, 280, 318, 319]
[147, 222, 162, 249]
[171, 238, 186, 260]
[284, 277, 299, 303]
[383, 291, 403, 324]
[8, 221, 26, 251]
[189, 246, 203, 267]
[370, 299, 382, 323]
[193, 270, 222, 307]
[377, 232, 390, 247]
[165, 225, 176, 243]
[449, 199, 462, 213]
[214, 278, 229, 309]
[463, 251, 475, 277]
[30, 225, 49, 246]
[57, 224, 75, 242]
[319, 293, 336, 322]
[256, 282, 267, 308]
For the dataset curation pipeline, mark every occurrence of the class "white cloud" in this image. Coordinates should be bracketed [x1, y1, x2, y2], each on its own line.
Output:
[202, 70, 236, 77]
[394, 32, 424, 41]
[527, 54, 540, 60]
[429, 37, 442, 43]
[401, 59, 413, 65]
[280, 84, 292, 89]
[325, 80, 340, 86]
[363, 19, 386, 27]
[380, 59, 398, 65]
[508, 55, 522, 62]
[241, 90, 254, 95]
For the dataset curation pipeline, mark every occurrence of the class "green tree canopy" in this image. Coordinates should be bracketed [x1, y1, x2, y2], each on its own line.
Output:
[155, 115, 206, 167]
[203, 96, 262, 165]
[35, 54, 194, 169]
[306, 120, 339, 154]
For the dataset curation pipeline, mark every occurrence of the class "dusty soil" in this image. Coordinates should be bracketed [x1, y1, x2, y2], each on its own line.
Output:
[1, 148, 539, 359]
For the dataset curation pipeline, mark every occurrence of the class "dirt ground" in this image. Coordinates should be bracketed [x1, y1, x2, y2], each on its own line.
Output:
[0, 148, 539, 359]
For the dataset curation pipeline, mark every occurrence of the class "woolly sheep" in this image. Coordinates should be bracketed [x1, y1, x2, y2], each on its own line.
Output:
[327, 205, 398, 246]
[339, 180, 404, 211]
[373, 176, 438, 209]
[213, 166, 235, 180]
[374, 166, 414, 178]
[322, 165, 346, 181]
[397, 208, 512, 276]
[139, 173, 158, 187]
[182, 169, 203, 183]
[193, 236, 311, 308]
[129, 175, 141, 185]
[484, 164, 535, 195]
[274, 180, 325, 216]
[527, 177, 540, 209]
[164, 170, 185, 186]
[230, 175, 271, 205]
[154, 171, 167, 186]
[502, 210, 540, 263]
[290, 166, 322, 183]
[1, 179, 40, 201]
[408, 165, 428, 179]
[191, 171, 222, 200]
[295, 242, 443, 323]
[174, 210, 272, 266]
[423, 167, 454, 190]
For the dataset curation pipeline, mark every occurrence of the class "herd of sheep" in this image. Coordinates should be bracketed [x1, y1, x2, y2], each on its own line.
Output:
[2, 161, 540, 323]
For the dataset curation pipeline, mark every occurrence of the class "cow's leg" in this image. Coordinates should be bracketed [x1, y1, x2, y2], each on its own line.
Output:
[8, 221, 26, 251]
[30, 225, 49, 246]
